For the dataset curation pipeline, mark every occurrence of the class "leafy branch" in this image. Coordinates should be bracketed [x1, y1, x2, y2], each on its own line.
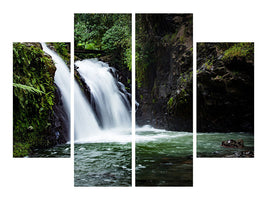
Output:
[13, 83, 45, 95]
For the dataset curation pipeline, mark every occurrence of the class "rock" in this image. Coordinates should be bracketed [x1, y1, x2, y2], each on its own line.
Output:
[136, 14, 193, 132]
[24, 42, 42, 49]
[242, 151, 254, 157]
[197, 43, 254, 132]
[52, 84, 70, 143]
[227, 151, 254, 158]
[221, 139, 244, 148]
[236, 139, 244, 148]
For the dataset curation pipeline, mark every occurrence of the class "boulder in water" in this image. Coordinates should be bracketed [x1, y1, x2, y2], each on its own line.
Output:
[221, 139, 244, 148]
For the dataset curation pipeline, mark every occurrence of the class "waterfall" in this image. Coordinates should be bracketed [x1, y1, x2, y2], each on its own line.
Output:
[74, 59, 131, 143]
[41, 43, 70, 117]
[41, 42, 70, 141]
[39, 44, 131, 143]
[74, 78, 100, 141]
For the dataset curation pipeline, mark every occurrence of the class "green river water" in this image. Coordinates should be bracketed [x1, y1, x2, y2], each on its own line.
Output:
[74, 127, 193, 186]
[29, 144, 70, 158]
[197, 132, 254, 157]
[29, 131, 252, 186]
[136, 128, 193, 186]
[74, 142, 132, 186]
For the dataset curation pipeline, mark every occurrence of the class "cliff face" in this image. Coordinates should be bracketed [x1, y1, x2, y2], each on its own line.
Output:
[136, 14, 193, 131]
[197, 43, 254, 132]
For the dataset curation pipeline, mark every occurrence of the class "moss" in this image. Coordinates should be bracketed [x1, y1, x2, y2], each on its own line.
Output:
[222, 43, 254, 62]
[136, 51, 150, 88]
[48, 42, 70, 67]
[203, 59, 214, 70]
[13, 142, 31, 157]
[167, 97, 174, 107]
[13, 42, 57, 157]
[213, 75, 223, 81]
[167, 87, 192, 116]
[163, 32, 177, 43]
[179, 71, 193, 85]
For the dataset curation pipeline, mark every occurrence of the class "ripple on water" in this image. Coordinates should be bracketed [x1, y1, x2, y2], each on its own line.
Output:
[136, 130, 193, 186]
[74, 142, 131, 186]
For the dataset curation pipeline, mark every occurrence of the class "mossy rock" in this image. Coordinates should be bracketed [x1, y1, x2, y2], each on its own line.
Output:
[13, 42, 58, 157]
[13, 142, 31, 157]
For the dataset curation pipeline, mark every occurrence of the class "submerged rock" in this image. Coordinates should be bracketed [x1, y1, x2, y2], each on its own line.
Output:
[225, 151, 254, 158]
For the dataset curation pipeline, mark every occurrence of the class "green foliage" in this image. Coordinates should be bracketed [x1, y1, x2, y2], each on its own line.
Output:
[74, 21, 92, 48]
[222, 43, 254, 62]
[135, 37, 154, 88]
[179, 71, 193, 86]
[50, 42, 70, 65]
[178, 89, 188, 104]
[136, 50, 150, 88]
[163, 33, 177, 43]
[135, 15, 147, 88]
[13, 142, 31, 157]
[124, 47, 132, 71]
[167, 88, 191, 115]
[213, 75, 223, 81]
[13, 42, 56, 157]
[13, 83, 45, 94]
[74, 14, 131, 71]
[204, 59, 213, 70]
[167, 97, 174, 107]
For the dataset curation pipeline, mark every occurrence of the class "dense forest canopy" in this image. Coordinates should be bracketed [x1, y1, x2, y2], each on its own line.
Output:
[74, 14, 131, 71]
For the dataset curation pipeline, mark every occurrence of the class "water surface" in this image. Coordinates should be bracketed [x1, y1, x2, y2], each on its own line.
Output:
[30, 144, 70, 158]
[136, 127, 193, 186]
[197, 132, 254, 157]
[74, 142, 131, 186]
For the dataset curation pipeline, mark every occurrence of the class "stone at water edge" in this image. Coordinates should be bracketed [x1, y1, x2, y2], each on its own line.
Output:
[232, 151, 254, 157]
[221, 139, 244, 148]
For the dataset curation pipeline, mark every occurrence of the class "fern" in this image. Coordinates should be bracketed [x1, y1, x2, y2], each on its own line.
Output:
[13, 83, 44, 95]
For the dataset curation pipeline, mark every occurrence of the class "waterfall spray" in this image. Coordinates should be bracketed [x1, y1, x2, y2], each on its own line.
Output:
[41, 42, 70, 142]
[74, 59, 131, 143]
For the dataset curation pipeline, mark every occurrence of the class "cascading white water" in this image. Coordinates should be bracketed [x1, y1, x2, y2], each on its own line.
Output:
[41, 43, 70, 118]
[74, 59, 131, 143]
[74, 78, 100, 140]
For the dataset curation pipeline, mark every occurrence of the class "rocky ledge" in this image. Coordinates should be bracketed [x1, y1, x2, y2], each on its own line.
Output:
[197, 43, 254, 133]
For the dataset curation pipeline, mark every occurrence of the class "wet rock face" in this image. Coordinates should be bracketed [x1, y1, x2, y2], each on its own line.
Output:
[197, 43, 254, 133]
[52, 84, 70, 143]
[136, 14, 193, 131]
